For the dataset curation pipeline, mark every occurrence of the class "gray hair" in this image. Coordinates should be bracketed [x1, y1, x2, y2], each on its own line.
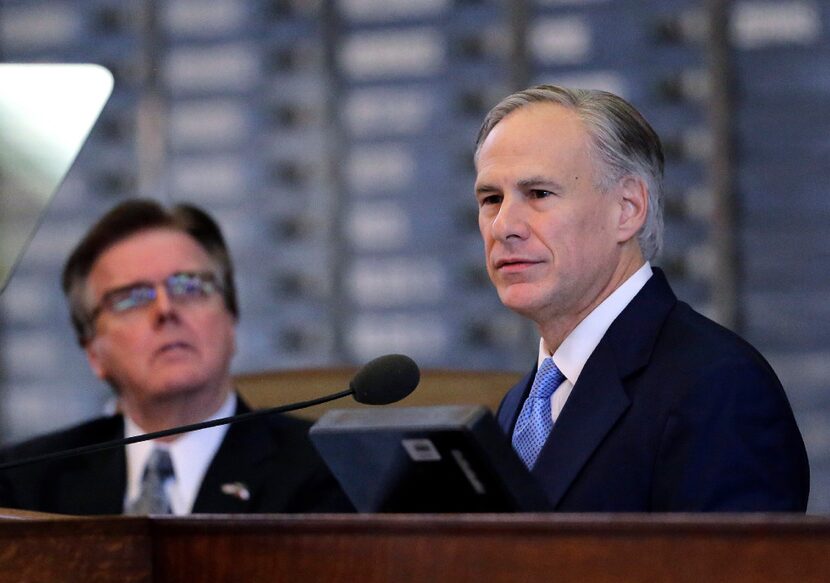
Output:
[475, 84, 665, 261]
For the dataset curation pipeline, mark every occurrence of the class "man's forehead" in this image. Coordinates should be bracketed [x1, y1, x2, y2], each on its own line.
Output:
[87, 228, 214, 289]
[478, 104, 589, 159]
[475, 107, 595, 188]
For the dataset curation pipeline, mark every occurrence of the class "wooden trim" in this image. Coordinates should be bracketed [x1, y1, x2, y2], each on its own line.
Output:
[233, 368, 524, 419]
[2, 513, 829, 582]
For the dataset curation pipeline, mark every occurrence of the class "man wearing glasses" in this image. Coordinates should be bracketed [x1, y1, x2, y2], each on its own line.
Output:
[0, 199, 351, 515]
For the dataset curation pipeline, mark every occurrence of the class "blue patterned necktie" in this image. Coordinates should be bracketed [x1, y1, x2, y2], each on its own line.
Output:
[127, 448, 174, 515]
[512, 357, 566, 470]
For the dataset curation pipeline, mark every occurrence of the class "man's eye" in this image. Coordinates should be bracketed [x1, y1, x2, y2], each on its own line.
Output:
[110, 287, 154, 312]
[169, 275, 207, 297]
[530, 189, 554, 199]
[479, 194, 502, 206]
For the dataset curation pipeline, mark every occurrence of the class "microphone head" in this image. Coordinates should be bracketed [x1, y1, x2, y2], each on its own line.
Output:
[350, 354, 420, 405]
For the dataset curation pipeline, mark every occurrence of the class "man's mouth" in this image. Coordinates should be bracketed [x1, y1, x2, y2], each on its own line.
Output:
[156, 341, 193, 355]
[495, 257, 542, 271]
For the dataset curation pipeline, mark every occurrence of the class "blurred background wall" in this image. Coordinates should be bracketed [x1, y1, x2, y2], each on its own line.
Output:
[0, 0, 828, 511]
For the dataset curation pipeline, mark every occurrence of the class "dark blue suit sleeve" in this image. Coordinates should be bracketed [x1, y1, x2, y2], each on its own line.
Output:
[652, 358, 810, 511]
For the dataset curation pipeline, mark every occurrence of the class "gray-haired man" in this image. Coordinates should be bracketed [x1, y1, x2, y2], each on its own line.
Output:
[475, 85, 809, 511]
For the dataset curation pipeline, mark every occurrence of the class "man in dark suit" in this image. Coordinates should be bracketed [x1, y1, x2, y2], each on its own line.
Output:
[474, 85, 809, 511]
[0, 200, 351, 514]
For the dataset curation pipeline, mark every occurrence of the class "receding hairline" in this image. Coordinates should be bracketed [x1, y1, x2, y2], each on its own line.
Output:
[85, 225, 221, 278]
[475, 100, 582, 162]
[474, 99, 613, 180]
[474, 100, 615, 192]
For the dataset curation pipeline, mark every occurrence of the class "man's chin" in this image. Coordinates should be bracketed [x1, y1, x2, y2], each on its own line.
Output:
[498, 292, 546, 321]
[149, 372, 213, 399]
[499, 281, 541, 306]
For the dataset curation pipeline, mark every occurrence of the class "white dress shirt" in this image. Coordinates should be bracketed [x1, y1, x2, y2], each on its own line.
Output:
[538, 262, 653, 424]
[124, 392, 235, 515]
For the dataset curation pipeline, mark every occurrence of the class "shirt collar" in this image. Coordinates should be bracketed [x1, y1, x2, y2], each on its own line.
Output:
[538, 262, 653, 385]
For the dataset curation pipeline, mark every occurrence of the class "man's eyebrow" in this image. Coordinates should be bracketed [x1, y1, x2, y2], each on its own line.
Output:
[517, 176, 564, 190]
[475, 176, 565, 196]
[474, 183, 500, 196]
[101, 280, 152, 296]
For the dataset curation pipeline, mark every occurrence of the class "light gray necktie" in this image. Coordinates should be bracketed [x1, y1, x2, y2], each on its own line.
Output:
[127, 448, 174, 515]
[512, 357, 566, 469]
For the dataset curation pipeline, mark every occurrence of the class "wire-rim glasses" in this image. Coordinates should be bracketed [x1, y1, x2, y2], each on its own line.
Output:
[88, 271, 224, 325]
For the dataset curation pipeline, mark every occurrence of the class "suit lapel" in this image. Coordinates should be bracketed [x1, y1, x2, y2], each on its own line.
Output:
[528, 269, 678, 508]
[497, 370, 534, 434]
[532, 345, 630, 508]
[59, 417, 127, 514]
[192, 400, 272, 513]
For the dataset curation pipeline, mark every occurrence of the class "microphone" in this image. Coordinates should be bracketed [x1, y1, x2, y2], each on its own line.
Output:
[0, 353, 420, 471]
[350, 353, 420, 405]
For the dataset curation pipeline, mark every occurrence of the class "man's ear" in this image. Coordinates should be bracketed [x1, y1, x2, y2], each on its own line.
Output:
[84, 339, 108, 381]
[616, 175, 648, 244]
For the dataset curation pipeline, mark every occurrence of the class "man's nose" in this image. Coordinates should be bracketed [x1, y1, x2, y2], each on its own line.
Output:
[491, 194, 530, 241]
[152, 285, 178, 322]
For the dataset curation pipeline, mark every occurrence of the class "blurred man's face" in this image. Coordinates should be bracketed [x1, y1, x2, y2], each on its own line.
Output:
[83, 228, 236, 418]
[475, 103, 633, 330]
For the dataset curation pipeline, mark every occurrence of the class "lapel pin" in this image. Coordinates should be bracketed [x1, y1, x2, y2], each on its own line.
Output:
[220, 482, 250, 501]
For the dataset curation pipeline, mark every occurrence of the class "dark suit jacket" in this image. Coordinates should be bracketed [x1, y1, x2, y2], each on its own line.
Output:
[0, 399, 353, 514]
[497, 269, 810, 512]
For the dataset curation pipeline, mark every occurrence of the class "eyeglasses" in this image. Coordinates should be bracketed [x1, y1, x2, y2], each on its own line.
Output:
[88, 271, 224, 324]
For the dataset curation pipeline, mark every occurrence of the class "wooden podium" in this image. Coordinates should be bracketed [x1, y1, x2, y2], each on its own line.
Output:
[2, 511, 830, 582]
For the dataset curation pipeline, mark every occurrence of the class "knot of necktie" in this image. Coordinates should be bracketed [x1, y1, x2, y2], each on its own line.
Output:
[528, 357, 565, 401]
